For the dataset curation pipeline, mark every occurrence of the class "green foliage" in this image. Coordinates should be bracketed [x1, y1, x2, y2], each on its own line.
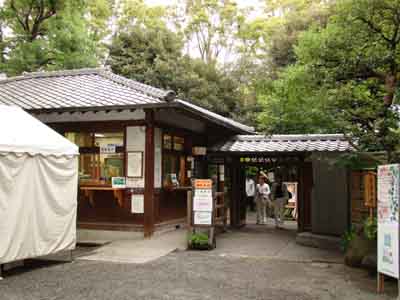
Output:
[0, 0, 111, 75]
[341, 226, 356, 252]
[188, 232, 209, 246]
[172, 0, 245, 65]
[257, 0, 400, 158]
[108, 18, 247, 121]
[363, 217, 377, 241]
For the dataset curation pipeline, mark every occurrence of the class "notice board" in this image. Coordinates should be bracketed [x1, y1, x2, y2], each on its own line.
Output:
[193, 179, 213, 226]
[378, 164, 400, 279]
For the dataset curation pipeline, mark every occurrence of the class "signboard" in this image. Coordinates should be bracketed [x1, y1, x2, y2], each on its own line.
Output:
[100, 144, 116, 154]
[193, 179, 213, 226]
[194, 211, 212, 225]
[112, 177, 126, 188]
[364, 172, 377, 208]
[131, 194, 144, 214]
[378, 164, 400, 279]
[127, 151, 143, 178]
[192, 147, 207, 156]
[193, 189, 213, 211]
[194, 179, 212, 189]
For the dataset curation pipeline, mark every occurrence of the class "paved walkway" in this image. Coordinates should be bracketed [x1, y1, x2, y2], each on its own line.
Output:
[76, 229, 187, 264]
[2, 217, 397, 299]
[74, 216, 341, 265]
[214, 221, 343, 263]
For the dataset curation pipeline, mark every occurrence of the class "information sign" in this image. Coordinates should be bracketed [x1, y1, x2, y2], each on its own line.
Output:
[194, 211, 212, 225]
[378, 164, 400, 279]
[112, 177, 126, 188]
[193, 179, 213, 226]
[193, 189, 213, 212]
[131, 194, 144, 214]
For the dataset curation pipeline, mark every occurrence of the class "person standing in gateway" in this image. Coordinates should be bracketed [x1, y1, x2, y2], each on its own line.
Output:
[271, 175, 289, 228]
[245, 175, 256, 212]
[255, 173, 271, 225]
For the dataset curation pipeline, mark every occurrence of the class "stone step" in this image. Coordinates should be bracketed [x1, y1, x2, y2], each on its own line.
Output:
[296, 232, 342, 251]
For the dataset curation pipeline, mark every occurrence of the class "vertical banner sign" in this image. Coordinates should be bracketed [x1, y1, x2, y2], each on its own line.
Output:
[378, 164, 400, 279]
[193, 179, 213, 225]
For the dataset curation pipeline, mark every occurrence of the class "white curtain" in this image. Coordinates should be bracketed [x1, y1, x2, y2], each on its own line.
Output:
[0, 153, 78, 264]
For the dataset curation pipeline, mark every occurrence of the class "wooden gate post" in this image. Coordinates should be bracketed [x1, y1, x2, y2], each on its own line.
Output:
[144, 110, 155, 238]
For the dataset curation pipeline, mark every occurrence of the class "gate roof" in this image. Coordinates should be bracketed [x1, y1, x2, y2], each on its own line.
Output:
[210, 134, 352, 153]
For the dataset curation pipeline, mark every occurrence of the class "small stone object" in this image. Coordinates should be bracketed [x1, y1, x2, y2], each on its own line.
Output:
[345, 235, 375, 267]
[311, 262, 330, 269]
[361, 253, 377, 272]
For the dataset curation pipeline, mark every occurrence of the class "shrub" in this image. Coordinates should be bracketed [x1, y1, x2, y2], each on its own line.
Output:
[341, 226, 356, 252]
[363, 216, 377, 241]
[188, 232, 209, 246]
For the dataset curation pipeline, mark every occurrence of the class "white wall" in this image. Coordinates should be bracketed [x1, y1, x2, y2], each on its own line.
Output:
[126, 126, 146, 188]
[125, 126, 162, 189]
[154, 128, 162, 188]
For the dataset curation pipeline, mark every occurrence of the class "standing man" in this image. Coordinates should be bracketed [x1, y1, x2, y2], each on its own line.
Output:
[255, 173, 271, 225]
[245, 175, 256, 212]
[271, 175, 289, 228]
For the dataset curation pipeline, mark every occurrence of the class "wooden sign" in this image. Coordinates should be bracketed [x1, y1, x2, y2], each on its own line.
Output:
[364, 172, 377, 208]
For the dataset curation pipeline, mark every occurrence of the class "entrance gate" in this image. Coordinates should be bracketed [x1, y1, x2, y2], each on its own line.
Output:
[208, 154, 313, 232]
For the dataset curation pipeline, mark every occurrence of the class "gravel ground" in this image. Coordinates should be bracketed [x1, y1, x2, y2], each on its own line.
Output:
[1, 250, 397, 300]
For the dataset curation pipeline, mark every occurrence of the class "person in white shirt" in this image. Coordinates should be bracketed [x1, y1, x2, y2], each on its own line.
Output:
[245, 176, 256, 211]
[255, 174, 271, 225]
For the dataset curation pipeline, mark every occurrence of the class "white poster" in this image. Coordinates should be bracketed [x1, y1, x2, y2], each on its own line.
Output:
[194, 211, 212, 225]
[131, 194, 144, 214]
[193, 189, 213, 212]
[377, 164, 400, 278]
[127, 152, 143, 178]
[378, 223, 399, 278]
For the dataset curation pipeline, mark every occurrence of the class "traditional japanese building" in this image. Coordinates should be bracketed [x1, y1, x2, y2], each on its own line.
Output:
[0, 68, 253, 239]
[0, 68, 354, 242]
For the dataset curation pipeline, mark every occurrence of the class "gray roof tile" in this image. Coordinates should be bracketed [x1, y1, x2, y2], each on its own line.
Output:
[0, 68, 254, 134]
[0, 68, 171, 110]
[211, 134, 352, 153]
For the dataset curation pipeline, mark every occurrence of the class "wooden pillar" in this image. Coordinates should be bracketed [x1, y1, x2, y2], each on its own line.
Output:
[230, 157, 240, 228]
[298, 164, 304, 232]
[144, 110, 155, 238]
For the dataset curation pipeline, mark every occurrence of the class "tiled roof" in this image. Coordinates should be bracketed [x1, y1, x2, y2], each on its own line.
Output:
[0, 68, 173, 110]
[0, 68, 253, 134]
[175, 99, 254, 135]
[210, 134, 352, 153]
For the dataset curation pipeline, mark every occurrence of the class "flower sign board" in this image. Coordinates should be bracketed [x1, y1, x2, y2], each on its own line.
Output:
[377, 164, 400, 279]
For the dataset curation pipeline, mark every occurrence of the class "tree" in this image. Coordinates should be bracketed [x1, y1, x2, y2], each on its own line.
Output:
[258, 0, 400, 160]
[116, 0, 167, 31]
[171, 0, 245, 65]
[0, 0, 111, 75]
[108, 20, 246, 119]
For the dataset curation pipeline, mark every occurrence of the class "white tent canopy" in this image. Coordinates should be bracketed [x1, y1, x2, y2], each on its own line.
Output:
[0, 105, 79, 265]
[0, 105, 78, 156]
